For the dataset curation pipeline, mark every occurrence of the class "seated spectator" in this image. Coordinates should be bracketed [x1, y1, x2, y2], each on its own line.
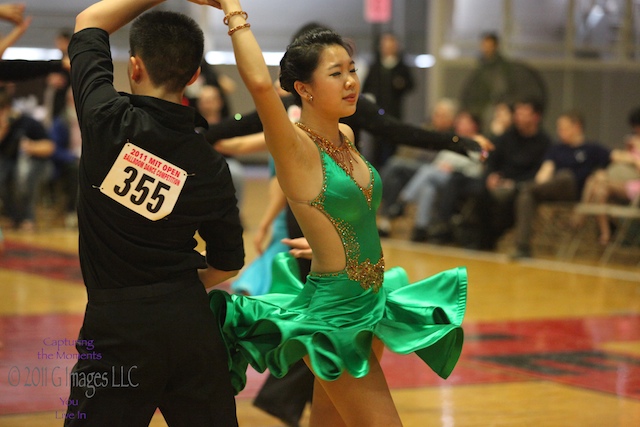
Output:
[512, 110, 611, 258]
[377, 98, 458, 236]
[392, 110, 484, 242]
[430, 102, 514, 245]
[473, 98, 552, 250]
[0, 87, 54, 231]
[49, 87, 80, 228]
[578, 107, 640, 244]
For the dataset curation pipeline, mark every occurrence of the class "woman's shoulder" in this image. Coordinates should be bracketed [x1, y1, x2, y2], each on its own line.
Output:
[338, 122, 355, 142]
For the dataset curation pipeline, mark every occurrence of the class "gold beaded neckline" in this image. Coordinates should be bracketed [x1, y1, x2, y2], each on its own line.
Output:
[296, 122, 355, 177]
[296, 122, 374, 208]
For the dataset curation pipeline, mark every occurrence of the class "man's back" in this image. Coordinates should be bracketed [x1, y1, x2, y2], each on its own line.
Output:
[63, 5, 243, 426]
[70, 28, 244, 289]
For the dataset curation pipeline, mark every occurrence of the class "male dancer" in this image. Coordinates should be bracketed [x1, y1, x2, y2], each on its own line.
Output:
[65, 1, 243, 425]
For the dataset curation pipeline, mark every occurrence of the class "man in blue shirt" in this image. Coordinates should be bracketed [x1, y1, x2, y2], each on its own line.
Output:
[512, 110, 611, 258]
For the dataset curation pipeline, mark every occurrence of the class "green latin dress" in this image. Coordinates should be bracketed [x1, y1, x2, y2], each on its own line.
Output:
[208, 130, 468, 394]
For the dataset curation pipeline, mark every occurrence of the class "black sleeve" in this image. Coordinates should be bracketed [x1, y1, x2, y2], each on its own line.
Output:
[344, 97, 481, 155]
[203, 110, 265, 142]
[68, 28, 120, 125]
[0, 60, 64, 81]
[202, 95, 297, 143]
[200, 157, 245, 271]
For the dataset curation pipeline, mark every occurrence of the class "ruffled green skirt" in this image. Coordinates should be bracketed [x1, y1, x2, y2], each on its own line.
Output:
[209, 253, 467, 394]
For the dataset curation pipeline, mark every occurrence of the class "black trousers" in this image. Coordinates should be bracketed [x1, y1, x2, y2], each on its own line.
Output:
[64, 275, 238, 427]
[253, 360, 315, 425]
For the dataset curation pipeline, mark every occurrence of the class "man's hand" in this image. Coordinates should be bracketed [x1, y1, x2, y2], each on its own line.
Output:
[282, 237, 312, 260]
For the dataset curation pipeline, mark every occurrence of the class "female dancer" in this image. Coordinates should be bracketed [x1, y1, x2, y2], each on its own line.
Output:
[204, 1, 467, 425]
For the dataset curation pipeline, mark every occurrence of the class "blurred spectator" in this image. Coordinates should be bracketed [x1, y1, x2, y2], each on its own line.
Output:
[511, 110, 611, 258]
[460, 32, 547, 132]
[431, 101, 513, 245]
[49, 87, 80, 228]
[196, 84, 245, 202]
[363, 32, 415, 167]
[42, 28, 72, 127]
[185, 59, 236, 118]
[488, 101, 513, 139]
[377, 98, 458, 237]
[473, 98, 552, 250]
[394, 110, 484, 242]
[578, 107, 640, 244]
[0, 87, 54, 231]
[363, 32, 414, 120]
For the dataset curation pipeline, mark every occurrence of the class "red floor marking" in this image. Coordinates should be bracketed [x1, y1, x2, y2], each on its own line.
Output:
[0, 241, 83, 283]
[379, 314, 640, 399]
[462, 315, 640, 399]
[1, 313, 638, 415]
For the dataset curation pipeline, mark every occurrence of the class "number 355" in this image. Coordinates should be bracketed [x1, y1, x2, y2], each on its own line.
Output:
[113, 166, 170, 214]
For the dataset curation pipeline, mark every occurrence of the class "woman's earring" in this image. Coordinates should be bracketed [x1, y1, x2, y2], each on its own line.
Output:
[307, 95, 313, 102]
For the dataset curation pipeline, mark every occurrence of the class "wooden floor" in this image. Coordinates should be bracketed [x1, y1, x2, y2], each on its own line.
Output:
[0, 167, 639, 426]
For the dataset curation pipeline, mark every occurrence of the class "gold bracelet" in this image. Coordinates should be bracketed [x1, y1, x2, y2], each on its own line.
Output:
[223, 10, 248, 25]
[228, 23, 250, 36]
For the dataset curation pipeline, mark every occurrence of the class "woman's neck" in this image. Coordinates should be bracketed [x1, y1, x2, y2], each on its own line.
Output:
[298, 114, 341, 145]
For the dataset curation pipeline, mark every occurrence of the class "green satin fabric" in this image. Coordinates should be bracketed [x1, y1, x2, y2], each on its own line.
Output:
[311, 143, 383, 267]
[209, 141, 467, 394]
[209, 253, 467, 394]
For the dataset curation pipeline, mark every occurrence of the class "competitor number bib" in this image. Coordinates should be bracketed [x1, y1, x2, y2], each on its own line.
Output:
[100, 143, 187, 221]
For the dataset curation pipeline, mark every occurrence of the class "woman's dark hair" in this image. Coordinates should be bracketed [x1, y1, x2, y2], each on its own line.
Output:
[279, 28, 354, 105]
[129, 11, 204, 93]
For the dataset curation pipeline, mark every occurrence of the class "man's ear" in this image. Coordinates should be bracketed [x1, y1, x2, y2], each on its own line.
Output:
[187, 67, 202, 87]
[129, 56, 144, 83]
